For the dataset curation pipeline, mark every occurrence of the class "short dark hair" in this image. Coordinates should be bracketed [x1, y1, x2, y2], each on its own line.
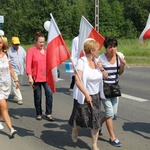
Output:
[103, 37, 118, 49]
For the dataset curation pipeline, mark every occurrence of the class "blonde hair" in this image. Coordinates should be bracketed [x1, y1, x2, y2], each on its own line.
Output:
[84, 39, 100, 54]
[0, 36, 9, 52]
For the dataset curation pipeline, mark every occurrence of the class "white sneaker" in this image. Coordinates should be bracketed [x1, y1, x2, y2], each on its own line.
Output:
[0, 122, 4, 130]
[17, 100, 23, 105]
[10, 128, 17, 138]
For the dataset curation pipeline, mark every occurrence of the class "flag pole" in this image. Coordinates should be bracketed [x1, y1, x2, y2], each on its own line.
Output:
[70, 57, 94, 110]
[116, 52, 130, 70]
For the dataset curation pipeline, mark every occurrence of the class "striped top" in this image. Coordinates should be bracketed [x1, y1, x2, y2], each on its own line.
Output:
[98, 53, 121, 84]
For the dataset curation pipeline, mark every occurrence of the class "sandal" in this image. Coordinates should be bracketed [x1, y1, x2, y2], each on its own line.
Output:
[36, 115, 42, 120]
[46, 115, 54, 122]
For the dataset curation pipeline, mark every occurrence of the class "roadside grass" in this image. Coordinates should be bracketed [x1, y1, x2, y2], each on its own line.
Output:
[118, 39, 150, 66]
[23, 39, 150, 66]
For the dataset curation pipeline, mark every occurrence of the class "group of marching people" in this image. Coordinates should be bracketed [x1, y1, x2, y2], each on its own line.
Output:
[69, 36, 126, 150]
[0, 32, 54, 138]
[0, 31, 126, 150]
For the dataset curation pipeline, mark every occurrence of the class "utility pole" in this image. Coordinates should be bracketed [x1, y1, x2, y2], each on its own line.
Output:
[95, 0, 99, 31]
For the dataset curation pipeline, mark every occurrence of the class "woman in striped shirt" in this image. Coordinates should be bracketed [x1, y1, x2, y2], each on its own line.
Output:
[98, 37, 126, 147]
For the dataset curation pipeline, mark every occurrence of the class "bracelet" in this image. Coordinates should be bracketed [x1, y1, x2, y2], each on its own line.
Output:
[14, 80, 18, 82]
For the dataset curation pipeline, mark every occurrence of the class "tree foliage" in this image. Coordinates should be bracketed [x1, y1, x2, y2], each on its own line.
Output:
[0, 0, 149, 44]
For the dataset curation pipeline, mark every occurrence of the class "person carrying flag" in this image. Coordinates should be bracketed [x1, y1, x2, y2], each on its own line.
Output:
[69, 38, 108, 150]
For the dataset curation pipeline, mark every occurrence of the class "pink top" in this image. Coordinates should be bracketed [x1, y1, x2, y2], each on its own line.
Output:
[26, 46, 47, 82]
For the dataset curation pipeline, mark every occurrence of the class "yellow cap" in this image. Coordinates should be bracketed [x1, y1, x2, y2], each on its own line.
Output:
[12, 37, 20, 44]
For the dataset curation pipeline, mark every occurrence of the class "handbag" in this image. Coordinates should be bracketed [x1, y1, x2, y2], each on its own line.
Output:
[103, 55, 121, 98]
[103, 82, 121, 98]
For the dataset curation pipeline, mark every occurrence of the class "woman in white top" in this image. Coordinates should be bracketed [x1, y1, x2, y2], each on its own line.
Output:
[0, 36, 19, 138]
[69, 38, 108, 150]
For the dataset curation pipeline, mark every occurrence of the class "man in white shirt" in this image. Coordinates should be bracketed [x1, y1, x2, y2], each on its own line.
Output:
[8, 37, 26, 105]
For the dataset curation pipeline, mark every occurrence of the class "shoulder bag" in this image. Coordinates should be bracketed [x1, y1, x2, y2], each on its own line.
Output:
[103, 55, 121, 98]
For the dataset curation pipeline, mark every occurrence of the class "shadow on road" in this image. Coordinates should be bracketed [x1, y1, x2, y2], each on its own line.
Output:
[56, 87, 73, 96]
[9, 108, 36, 119]
[122, 122, 150, 139]
[41, 122, 92, 150]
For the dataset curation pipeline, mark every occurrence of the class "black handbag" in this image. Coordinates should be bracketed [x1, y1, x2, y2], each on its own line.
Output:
[103, 55, 121, 98]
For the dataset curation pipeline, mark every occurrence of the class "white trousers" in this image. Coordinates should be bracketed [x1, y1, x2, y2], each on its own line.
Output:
[11, 74, 23, 101]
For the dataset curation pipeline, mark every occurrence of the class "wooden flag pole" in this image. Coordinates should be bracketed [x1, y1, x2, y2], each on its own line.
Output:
[69, 57, 94, 110]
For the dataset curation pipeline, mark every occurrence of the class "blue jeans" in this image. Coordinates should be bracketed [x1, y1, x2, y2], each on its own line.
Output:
[33, 82, 53, 116]
[102, 97, 119, 118]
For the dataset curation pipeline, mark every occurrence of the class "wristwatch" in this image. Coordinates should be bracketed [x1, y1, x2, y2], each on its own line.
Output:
[14, 80, 18, 82]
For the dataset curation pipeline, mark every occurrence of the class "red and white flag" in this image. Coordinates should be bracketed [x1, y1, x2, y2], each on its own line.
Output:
[46, 13, 70, 93]
[78, 16, 105, 58]
[139, 14, 150, 43]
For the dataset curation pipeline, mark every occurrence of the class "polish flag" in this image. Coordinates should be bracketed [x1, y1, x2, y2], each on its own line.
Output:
[139, 14, 150, 43]
[78, 16, 105, 58]
[46, 13, 70, 93]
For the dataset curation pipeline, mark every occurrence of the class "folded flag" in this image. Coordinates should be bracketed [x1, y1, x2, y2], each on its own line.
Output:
[65, 62, 74, 73]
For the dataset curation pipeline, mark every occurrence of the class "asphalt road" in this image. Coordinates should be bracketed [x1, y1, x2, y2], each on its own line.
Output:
[0, 65, 149, 150]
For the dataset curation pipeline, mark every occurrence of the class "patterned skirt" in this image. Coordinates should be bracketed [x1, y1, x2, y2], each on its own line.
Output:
[68, 93, 101, 129]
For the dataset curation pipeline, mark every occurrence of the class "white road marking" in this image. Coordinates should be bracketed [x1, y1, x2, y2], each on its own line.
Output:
[58, 78, 64, 81]
[121, 93, 149, 102]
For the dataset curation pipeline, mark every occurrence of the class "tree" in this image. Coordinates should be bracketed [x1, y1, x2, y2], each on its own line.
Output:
[121, 0, 150, 36]
[0, 0, 150, 44]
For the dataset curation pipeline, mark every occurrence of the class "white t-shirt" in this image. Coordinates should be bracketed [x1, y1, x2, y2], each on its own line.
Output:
[76, 58, 103, 95]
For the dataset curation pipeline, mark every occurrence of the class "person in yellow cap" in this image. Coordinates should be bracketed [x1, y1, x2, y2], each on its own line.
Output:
[11, 37, 20, 44]
[7, 37, 26, 105]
